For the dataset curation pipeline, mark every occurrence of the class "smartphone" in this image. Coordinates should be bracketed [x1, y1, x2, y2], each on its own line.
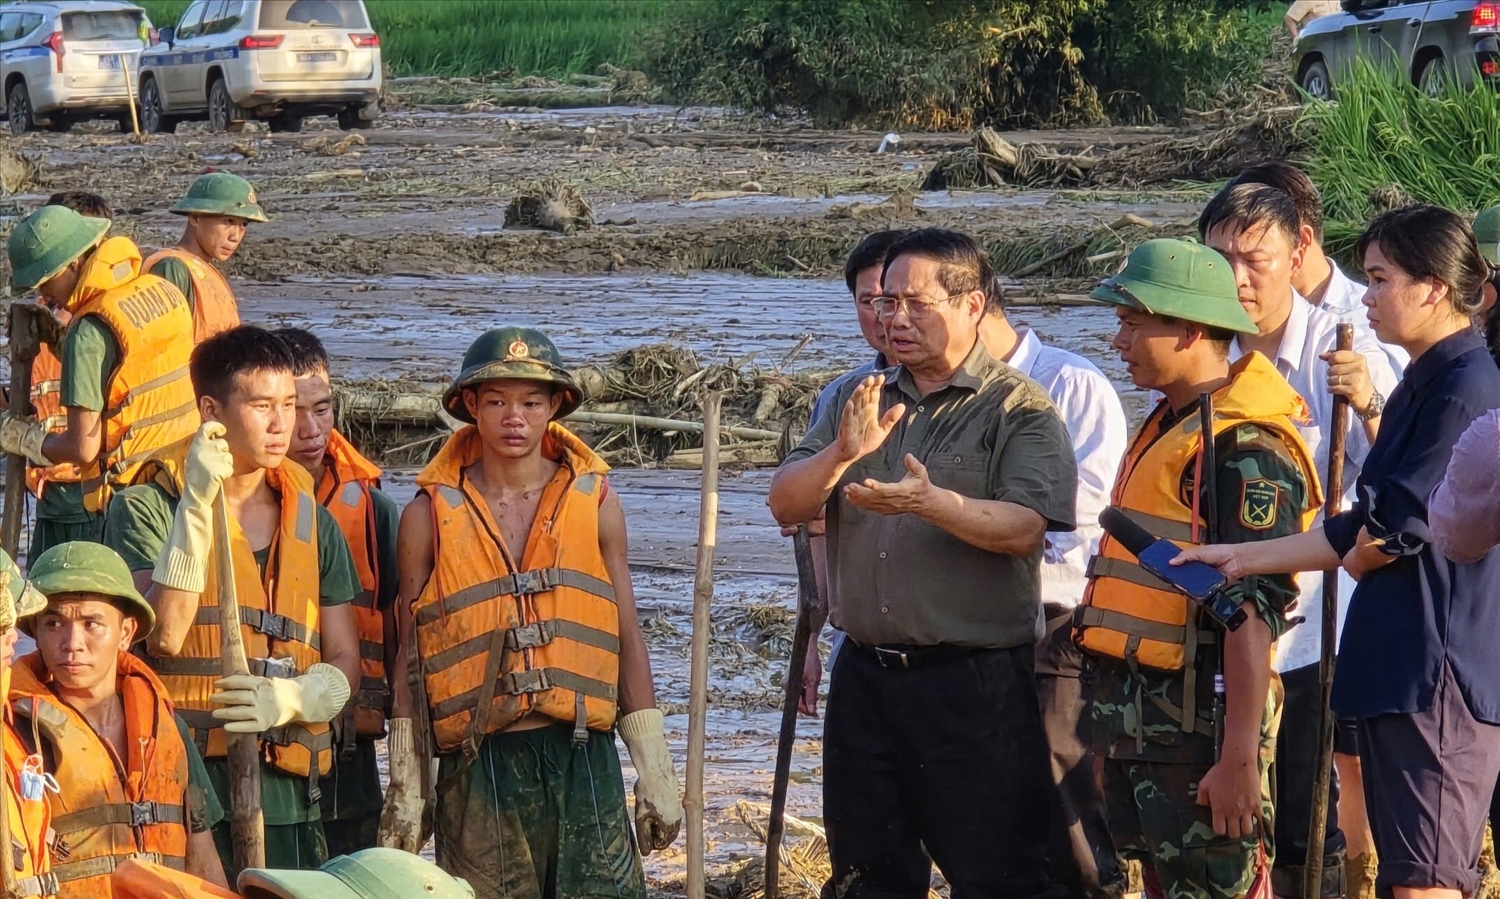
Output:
[1137, 542, 1228, 601]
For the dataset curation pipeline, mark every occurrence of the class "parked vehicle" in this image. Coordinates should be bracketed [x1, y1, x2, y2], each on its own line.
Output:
[1295, 0, 1500, 99]
[137, 0, 381, 134]
[0, 0, 152, 135]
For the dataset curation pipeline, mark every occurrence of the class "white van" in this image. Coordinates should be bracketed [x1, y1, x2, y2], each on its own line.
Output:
[138, 0, 381, 134]
[1, 0, 151, 135]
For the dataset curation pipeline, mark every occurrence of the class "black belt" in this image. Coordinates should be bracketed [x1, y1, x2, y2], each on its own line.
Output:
[848, 641, 978, 669]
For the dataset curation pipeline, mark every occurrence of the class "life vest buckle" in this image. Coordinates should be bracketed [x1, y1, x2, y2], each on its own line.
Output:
[254, 613, 294, 643]
[510, 569, 553, 597]
[500, 669, 552, 695]
[128, 801, 164, 827]
[252, 656, 299, 680]
[505, 621, 555, 651]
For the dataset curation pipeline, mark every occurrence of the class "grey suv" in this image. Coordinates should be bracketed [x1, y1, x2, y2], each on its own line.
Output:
[1295, 0, 1500, 98]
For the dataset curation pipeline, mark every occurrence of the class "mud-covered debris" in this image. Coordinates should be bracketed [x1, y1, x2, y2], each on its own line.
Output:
[0, 147, 41, 196]
[1369, 183, 1415, 214]
[826, 191, 918, 221]
[504, 177, 593, 234]
[302, 133, 366, 157]
[595, 63, 651, 98]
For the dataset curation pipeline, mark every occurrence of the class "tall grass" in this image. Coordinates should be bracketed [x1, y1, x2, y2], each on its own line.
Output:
[135, 0, 669, 78]
[1303, 59, 1500, 244]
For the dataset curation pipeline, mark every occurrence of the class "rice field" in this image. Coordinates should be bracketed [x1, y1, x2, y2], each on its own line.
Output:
[135, 0, 671, 78]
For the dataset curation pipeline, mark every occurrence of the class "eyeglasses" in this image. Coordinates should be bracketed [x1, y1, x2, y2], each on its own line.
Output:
[871, 295, 959, 320]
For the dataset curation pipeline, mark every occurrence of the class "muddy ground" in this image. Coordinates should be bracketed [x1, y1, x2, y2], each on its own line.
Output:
[1, 100, 1217, 893]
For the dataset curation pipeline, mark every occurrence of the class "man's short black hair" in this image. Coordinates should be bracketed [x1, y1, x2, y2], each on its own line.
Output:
[881, 228, 995, 299]
[843, 230, 910, 295]
[1199, 182, 1302, 248]
[45, 191, 113, 220]
[1216, 162, 1325, 242]
[191, 326, 296, 402]
[271, 328, 330, 377]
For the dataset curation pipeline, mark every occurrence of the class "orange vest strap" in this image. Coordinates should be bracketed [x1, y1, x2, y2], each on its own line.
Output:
[421, 619, 621, 677]
[1086, 555, 1176, 593]
[191, 605, 321, 652]
[51, 801, 184, 837]
[1074, 604, 1216, 647]
[1110, 507, 1198, 544]
[15, 872, 57, 899]
[147, 656, 303, 678]
[53, 852, 185, 885]
[429, 668, 618, 724]
[413, 568, 615, 627]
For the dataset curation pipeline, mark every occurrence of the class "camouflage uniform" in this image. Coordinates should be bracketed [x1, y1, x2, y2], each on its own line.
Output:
[1091, 418, 1306, 899]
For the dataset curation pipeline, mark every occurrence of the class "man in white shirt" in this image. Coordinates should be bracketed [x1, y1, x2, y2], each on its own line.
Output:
[1202, 183, 1398, 899]
[978, 290, 1129, 899]
[1216, 162, 1408, 371]
[1285, 0, 1341, 40]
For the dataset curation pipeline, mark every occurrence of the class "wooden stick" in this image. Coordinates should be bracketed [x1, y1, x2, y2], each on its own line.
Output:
[765, 525, 818, 899]
[567, 410, 784, 442]
[685, 391, 721, 899]
[1304, 323, 1354, 899]
[122, 50, 140, 135]
[1, 305, 40, 561]
[214, 495, 265, 873]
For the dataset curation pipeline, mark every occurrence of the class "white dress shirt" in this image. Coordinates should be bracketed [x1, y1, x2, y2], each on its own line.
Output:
[1230, 296, 1400, 672]
[1315, 262, 1409, 371]
[1008, 329, 1128, 609]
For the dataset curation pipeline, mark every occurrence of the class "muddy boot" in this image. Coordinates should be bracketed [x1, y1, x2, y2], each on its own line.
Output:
[1346, 852, 1378, 899]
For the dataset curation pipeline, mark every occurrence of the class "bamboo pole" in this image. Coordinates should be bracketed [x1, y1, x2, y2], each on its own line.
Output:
[121, 50, 140, 135]
[567, 410, 784, 442]
[765, 525, 818, 899]
[215, 495, 265, 874]
[685, 391, 721, 899]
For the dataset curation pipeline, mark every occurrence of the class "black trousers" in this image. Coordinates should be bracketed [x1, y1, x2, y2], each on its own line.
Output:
[1036, 605, 1125, 899]
[1272, 663, 1346, 898]
[824, 641, 1057, 899]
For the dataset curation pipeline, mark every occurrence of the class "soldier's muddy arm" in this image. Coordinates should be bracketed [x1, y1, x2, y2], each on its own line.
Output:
[143, 580, 204, 657]
[40, 406, 102, 464]
[389, 493, 436, 719]
[601, 486, 656, 713]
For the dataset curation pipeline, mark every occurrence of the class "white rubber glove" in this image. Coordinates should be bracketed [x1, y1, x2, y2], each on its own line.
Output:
[152, 422, 233, 593]
[618, 708, 683, 853]
[209, 663, 352, 733]
[0, 412, 50, 467]
[377, 718, 427, 852]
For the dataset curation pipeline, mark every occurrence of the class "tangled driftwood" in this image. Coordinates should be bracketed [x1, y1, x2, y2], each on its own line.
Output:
[504, 176, 594, 234]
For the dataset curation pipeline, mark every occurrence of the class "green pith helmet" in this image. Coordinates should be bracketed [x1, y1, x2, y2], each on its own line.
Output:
[1090, 238, 1257, 334]
[0, 548, 45, 629]
[1474, 206, 1500, 266]
[169, 172, 269, 223]
[23, 542, 155, 637]
[6, 205, 110, 291]
[238, 848, 476, 899]
[442, 327, 583, 424]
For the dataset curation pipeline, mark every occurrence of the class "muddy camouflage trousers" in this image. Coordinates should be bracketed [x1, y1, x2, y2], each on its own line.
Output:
[435, 723, 647, 899]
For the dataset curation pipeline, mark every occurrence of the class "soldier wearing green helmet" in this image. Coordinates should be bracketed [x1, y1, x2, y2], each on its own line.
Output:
[145, 173, 268, 344]
[10, 541, 231, 892]
[383, 328, 680, 899]
[1075, 238, 1319, 899]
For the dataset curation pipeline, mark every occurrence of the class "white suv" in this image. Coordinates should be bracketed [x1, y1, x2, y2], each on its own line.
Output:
[138, 0, 380, 134]
[1, 1, 151, 135]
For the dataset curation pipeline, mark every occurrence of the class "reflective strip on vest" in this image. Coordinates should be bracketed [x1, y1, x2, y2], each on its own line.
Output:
[52, 853, 184, 884]
[413, 569, 616, 627]
[429, 668, 619, 724]
[51, 803, 184, 837]
[192, 605, 321, 652]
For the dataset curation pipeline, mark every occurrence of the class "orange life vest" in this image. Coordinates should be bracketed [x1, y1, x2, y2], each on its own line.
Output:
[134, 438, 333, 797]
[141, 248, 240, 343]
[61, 238, 199, 515]
[2, 707, 55, 899]
[110, 859, 240, 899]
[26, 332, 80, 501]
[1076, 352, 1323, 674]
[413, 424, 619, 755]
[9, 652, 188, 899]
[316, 430, 388, 741]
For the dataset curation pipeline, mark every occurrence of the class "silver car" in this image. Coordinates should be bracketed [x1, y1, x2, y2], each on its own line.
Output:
[0, 0, 151, 135]
[137, 0, 381, 134]
[1295, 0, 1500, 99]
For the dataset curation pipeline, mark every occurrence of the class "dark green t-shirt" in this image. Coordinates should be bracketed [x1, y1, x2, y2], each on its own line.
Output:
[36, 317, 119, 524]
[103, 480, 359, 824]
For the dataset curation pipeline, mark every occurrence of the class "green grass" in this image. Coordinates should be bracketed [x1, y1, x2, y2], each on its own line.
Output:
[1301, 59, 1500, 257]
[135, 0, 671, 78]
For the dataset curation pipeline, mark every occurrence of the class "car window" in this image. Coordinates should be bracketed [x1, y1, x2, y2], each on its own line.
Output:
[0, 13, 16, 43]
[202, 0, 246, 36]
[259, 0, 368, 29]
[62, 10, 145, 42]
[175, 0, 210, 39]
[18, 13, 45, 40]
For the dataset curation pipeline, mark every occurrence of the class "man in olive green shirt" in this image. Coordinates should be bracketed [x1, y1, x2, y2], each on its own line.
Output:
[770, 228, 1077, 899]
[105, 326, 360, 876]
[148, 173, 266, 334]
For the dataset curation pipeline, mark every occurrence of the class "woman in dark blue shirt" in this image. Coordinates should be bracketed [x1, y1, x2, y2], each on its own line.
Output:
[1178, 205, 1500, 899]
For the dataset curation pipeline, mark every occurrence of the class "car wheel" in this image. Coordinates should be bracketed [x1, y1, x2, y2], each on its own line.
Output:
[1300, 59, 1332, 101]
[6, 82, 35, 135]
[208, 78, 246, 133]
[141, 77, 178, 134]
[268, 113, 304, 133]
[337, 105, 373, 130]
[1419, 55, 1450, 96]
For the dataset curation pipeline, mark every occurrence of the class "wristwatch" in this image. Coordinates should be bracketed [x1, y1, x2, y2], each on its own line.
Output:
[1356, 390, 1385, 422]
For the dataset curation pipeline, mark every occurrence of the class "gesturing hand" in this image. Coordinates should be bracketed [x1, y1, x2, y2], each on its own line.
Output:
[835, 375, 905, 465]
[844, 453, 933, 517]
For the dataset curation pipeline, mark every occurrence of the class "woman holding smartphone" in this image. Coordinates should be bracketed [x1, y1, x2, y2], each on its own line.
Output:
[1176, 204, 1500, 899]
